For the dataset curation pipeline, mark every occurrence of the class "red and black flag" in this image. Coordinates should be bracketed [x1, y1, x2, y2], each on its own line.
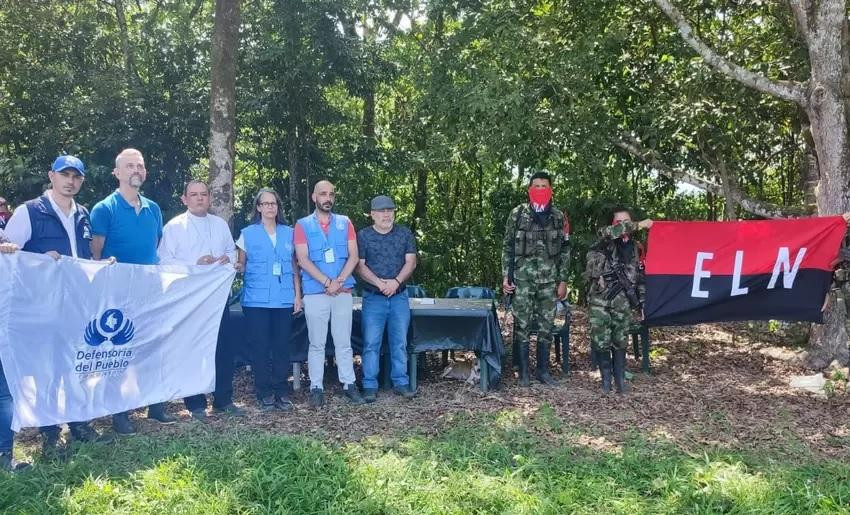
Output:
[644, 218, 846, 326]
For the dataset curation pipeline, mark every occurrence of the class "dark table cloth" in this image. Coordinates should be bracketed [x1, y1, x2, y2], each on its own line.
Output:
[225, 297, 504, 391]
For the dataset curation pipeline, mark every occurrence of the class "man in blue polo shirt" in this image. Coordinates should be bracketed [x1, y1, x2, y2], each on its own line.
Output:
[5, 155, 112, 457]
[90, 148, 175, 435]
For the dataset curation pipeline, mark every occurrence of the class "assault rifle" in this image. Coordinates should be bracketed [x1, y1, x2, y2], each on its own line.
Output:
[602, 264, 641, 309]
[503, 207, 524, 310]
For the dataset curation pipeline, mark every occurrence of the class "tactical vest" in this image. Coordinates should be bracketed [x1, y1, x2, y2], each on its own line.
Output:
[240, 223, 296, 308]
[22, 195, 92, 259]
[513, 205, 565, 258]
[297, 212, 356, 295]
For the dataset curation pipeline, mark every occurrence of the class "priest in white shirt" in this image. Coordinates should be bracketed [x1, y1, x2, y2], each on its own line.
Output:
[158, 180, 244, 420]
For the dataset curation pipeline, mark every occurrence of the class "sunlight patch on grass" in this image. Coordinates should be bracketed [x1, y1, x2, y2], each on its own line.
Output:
[62, 458, 234, 514]
[692, 460, 772, 510]
[2, 412, 849, 514]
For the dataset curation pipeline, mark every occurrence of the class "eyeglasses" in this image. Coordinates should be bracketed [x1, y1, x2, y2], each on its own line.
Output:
[258, 201, 277, 207]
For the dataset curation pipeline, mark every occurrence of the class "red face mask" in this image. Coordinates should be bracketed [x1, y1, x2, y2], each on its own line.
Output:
[528, 187, 553, 211]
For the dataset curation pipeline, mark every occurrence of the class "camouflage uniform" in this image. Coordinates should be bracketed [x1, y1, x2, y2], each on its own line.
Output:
[584, 220, 645, 393]
[502, 203, 570, 385]
[627, 241, 647, 337]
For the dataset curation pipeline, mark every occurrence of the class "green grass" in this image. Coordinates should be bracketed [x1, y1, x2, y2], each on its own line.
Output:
[1, 411, 849, 514]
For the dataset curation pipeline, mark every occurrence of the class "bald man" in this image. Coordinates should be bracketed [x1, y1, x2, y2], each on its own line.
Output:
[90, 148, 175, 434]
[295, 180, 364, 407]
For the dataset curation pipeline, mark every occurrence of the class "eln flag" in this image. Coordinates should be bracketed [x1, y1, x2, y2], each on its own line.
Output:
[0, 252, 235, 430]
[644, 217, 846, 326]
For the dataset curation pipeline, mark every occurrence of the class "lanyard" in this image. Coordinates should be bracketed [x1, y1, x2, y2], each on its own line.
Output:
[312, 211, 334, 249]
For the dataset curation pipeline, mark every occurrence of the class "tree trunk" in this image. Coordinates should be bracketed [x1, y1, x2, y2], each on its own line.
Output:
[799, 121, 820, 210]
[113, 0, 139, 91]
[654, 0, 850, 367]
[287, 119, 311, 220]
[287, 131, 304, 220]
[808, 291, 850, 369]
[208, 0, 241, 225]
[412, 169, 427, 234]
[362, 87, 376, 146]
[714, 155, 737, 220]
[301, 122, 313, 218]
[799, 2, 850, 367]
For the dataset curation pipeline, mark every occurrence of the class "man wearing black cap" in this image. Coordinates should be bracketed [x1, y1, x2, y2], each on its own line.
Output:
[4, 155, 111, 456]
[356, 195, 418, 402]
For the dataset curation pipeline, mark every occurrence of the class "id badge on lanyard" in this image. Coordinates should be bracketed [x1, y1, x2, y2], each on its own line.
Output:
[272, 261, 282, 276]
[315, 213, 336, 263]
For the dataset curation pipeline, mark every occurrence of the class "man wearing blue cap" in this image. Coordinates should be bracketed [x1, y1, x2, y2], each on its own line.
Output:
[4, 154, 111, 457]
[90, 148, 174, 435]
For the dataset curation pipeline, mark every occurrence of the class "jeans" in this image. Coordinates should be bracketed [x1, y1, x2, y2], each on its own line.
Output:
[0, 360, 13, 453]
[185, 307, 235, 410]
[244, 306, 293, 400]
[361, 290, 411, 389]
[304, 293, 356, 389]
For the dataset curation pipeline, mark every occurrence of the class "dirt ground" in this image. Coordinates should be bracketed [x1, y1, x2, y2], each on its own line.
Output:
[17, 307, 850, 460]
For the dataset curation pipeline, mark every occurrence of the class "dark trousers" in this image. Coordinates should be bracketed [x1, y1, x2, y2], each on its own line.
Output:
[185, 308, 234, 411]
[39, 422, 89, 438]
[243, 306, 293, 400]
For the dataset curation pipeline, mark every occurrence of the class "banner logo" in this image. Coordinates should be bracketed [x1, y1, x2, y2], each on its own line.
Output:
[84, 309, 135, 346]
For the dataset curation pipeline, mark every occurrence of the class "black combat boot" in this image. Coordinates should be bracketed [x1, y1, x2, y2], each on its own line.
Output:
[535, 341, 558, 386]
[596, 350, 613, 394]
[518, 341, 531, 387]
[639, 325, 651, 374]
[613, 349, 629, 394]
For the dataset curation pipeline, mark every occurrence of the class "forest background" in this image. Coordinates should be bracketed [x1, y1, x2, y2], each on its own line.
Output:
[1, 0, 845, 364]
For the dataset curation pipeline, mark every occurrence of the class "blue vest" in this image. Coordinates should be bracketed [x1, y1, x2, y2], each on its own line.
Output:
[298, 212, 355, 295]
[22, 195, 92, 259]
[240, 223, 296, 308]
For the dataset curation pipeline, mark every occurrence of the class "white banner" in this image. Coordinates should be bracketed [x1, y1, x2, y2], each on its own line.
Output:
[0, 252, 235, 430]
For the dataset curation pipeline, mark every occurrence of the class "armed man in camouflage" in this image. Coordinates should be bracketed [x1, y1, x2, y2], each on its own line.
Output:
[585, 207, 652, 394]
[502, 171, 570, 387]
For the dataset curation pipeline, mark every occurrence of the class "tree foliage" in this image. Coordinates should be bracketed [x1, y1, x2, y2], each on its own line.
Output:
[0, 0, 824, 301]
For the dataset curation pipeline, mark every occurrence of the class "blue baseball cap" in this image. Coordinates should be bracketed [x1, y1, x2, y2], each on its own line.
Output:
[51, 155, 85, 176]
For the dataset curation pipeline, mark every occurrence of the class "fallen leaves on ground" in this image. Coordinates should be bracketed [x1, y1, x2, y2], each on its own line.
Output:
[16, 307, 850, 461]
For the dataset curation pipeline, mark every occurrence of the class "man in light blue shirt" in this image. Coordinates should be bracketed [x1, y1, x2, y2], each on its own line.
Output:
[90, 148, 173, 435]
[91, 149, 162, 265]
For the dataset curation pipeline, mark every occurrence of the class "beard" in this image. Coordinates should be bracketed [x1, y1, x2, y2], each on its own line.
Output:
[129, 175, 144, 188]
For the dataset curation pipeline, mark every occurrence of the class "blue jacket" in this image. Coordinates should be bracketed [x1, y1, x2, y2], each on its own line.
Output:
[297, 212, 355, 295]
[240, 223, 296, 308]
[22, 195, 92, 259]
